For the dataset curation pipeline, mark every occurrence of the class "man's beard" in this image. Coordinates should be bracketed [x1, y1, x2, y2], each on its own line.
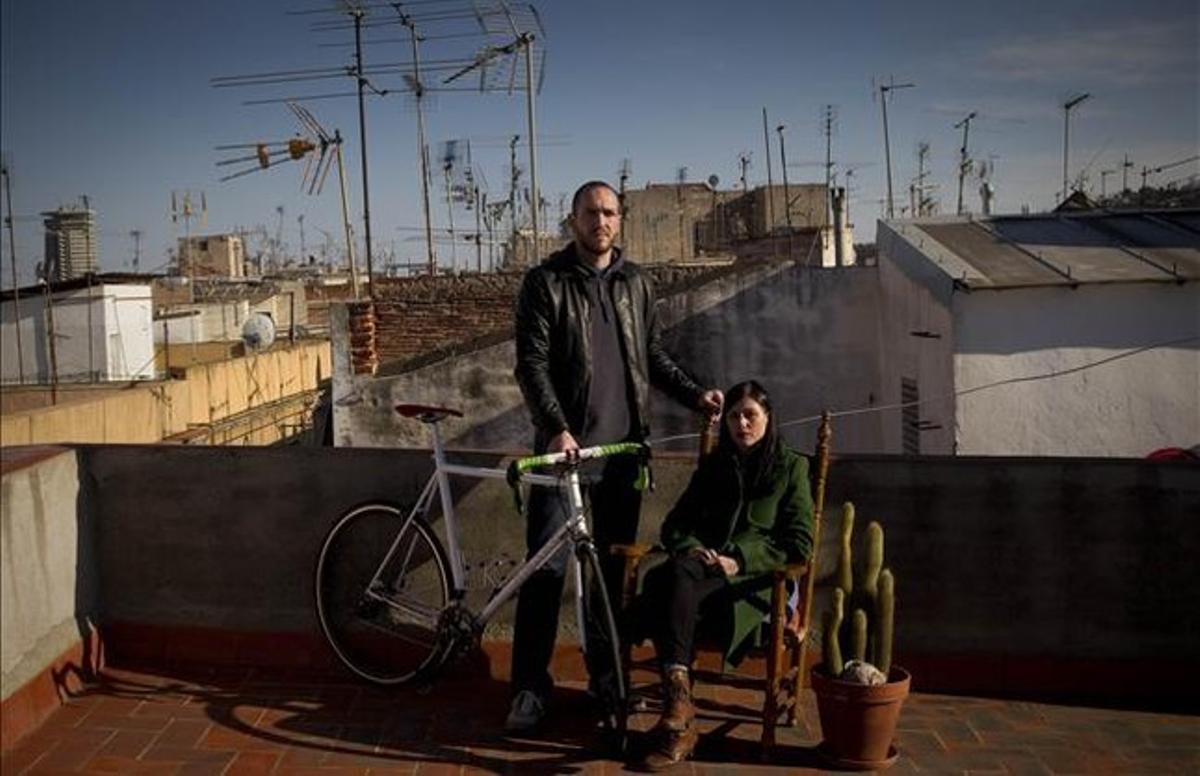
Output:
[578, 231, 612, 255]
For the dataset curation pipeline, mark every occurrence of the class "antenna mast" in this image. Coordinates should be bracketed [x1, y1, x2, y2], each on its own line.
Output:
[395, 6, 438, 275]
[129, 229, 143, 272]
[1, 157, 25, 383]
[762, 107, 774, 227]
[1061, 92, 1091, 202]
[954, 111, 976, 215]
[349, 3, 376, 296]
[776, 124, 791, 230]
[879, 79, 915, 219]
[823, 104, 836, 227]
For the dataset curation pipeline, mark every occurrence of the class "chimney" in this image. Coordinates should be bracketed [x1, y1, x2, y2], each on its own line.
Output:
[832, 187, 847, 267]
[346, 301, 378, 376]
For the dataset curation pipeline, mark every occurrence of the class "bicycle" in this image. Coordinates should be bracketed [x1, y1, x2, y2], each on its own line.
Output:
[314, 403, 649, 745]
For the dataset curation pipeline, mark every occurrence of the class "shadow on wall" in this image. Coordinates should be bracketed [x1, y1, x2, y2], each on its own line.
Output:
[60, 461, 102, 696]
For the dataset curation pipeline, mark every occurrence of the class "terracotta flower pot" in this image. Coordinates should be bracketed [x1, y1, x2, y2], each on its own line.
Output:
[811, 665, 911, 771]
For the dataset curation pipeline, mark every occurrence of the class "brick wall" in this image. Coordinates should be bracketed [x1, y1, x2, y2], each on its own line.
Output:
[342, 262, 746, 375]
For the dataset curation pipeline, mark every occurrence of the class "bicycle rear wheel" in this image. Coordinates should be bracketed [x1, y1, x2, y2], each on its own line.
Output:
[315, 503, 451, 685]
[578, 541, 629, 751]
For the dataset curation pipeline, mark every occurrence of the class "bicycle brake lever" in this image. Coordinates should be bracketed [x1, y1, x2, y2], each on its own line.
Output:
[505, 460, 525, 513]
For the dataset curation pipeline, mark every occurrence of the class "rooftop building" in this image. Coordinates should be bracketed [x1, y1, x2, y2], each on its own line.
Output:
[41, 206, 97, 281]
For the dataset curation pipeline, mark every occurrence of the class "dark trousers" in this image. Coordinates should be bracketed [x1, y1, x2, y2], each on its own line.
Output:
[651, 555, 730, 668]
[511, 456, 642, 699]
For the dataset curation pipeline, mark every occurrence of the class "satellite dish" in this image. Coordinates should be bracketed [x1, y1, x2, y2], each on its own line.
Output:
[707, 174, 720, 189]
[242, 313, 276, 351]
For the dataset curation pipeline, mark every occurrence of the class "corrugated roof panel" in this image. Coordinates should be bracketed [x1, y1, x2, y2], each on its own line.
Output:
[918, 211, 1200, 287]
[989, 217, 1165, 282]
[920, 223, 1065, 287]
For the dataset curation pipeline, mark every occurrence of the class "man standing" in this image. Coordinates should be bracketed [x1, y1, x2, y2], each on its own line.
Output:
[508, 180, 722, 730]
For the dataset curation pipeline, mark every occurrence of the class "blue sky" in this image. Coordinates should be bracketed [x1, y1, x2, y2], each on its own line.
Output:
[2, 0, 1197, 283]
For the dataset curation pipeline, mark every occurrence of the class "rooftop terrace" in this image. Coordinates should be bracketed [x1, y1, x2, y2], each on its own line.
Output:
[2, 443, 1197, 772]
[4, 651, 1198, 774]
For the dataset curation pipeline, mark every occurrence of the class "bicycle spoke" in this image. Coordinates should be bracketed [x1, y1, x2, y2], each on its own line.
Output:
[315, 506, 451, 685]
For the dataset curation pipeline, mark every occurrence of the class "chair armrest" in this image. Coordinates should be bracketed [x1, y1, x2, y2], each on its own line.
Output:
[609, 542, 653, 562]
[773, 562, 809, 582]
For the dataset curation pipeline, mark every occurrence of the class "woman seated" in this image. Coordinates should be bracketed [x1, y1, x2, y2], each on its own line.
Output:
[634, 380, 815, 769]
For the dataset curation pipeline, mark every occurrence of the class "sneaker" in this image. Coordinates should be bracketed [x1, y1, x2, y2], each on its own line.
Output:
[505, 689, 546, 732]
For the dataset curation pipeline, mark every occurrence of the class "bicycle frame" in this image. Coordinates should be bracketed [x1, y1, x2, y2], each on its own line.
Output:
[384, 418, 596, 635]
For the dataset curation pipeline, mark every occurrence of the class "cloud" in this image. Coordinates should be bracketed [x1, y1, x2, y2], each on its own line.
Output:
[980, 21, 1196, 87]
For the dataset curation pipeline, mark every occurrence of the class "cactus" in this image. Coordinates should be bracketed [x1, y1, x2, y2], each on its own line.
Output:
[822, 587, 845, 677]
[822, 503, 897, 682]
[836, 503, 855, 594]
[875, 569, 895, 675]
[849, 608, 868, 662]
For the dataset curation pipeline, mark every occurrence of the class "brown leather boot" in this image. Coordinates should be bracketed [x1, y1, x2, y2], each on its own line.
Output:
[657, 666, 694, 733]
[639, 724, 699, 771]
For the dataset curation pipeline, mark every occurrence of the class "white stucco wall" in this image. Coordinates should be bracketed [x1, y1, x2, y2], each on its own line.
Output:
[953, 283, 1200, 456]
[1, 284, 154, 383]
[103, 285, 156, 379]
[0, 450, 90, 701]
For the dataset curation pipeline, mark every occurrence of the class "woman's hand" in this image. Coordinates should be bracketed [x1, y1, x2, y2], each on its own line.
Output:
[688, 547, 740, 577]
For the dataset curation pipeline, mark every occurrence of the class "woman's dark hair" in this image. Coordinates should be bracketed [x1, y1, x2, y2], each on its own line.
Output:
[717, 380, 780, 487]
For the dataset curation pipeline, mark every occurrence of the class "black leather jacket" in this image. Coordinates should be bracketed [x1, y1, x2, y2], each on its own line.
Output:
[514, 243, 704, 447]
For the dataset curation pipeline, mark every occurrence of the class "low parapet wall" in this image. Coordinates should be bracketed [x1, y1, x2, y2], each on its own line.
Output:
[0, 447, 99, 747]
[0, 340, 330, 446]
[3, 443, 1197, 746]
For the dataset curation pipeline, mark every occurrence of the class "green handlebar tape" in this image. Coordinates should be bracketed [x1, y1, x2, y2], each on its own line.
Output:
[506, 443, 653, 511]
[512, 441, 648, 474]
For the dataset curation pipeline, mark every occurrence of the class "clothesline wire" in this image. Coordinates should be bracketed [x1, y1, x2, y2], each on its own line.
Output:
[648, 334, 1199, 447]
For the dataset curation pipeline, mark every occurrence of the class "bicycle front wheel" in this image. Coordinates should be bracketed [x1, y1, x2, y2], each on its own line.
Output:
[315, 504, 451, 685]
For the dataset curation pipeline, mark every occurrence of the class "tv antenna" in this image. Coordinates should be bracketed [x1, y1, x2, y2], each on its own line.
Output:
[215, 101, 362, 296]
[171, 190, 207, 281]
[129, 229, 143, 272]
[1, 155, 26, 382]
[618, 157, 632, 212]
[737, 152, 752, 194]
[776, 124, 791, 230]
[875, 77, 916, 219]
[761, 108, 775, 227]
[953, 111, 976, 216]
[841, 163, 874, 226]
[444, 1, 546, 262]
[438, 139, 463, 271]
[911, 142, 936, 217]
[822, 104, 838, 227]
[1061, 92, 1091, 202]
[390, 3, 440, 275]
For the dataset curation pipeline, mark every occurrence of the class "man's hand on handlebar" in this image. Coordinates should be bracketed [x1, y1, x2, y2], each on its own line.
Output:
[548, 429, 580, 463]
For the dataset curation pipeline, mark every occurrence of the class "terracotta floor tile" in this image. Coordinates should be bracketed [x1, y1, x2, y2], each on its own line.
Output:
[9, 663, 1200, 775]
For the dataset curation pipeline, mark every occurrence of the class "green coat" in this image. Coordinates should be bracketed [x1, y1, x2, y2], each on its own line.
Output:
[659, 443, 815, 668]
